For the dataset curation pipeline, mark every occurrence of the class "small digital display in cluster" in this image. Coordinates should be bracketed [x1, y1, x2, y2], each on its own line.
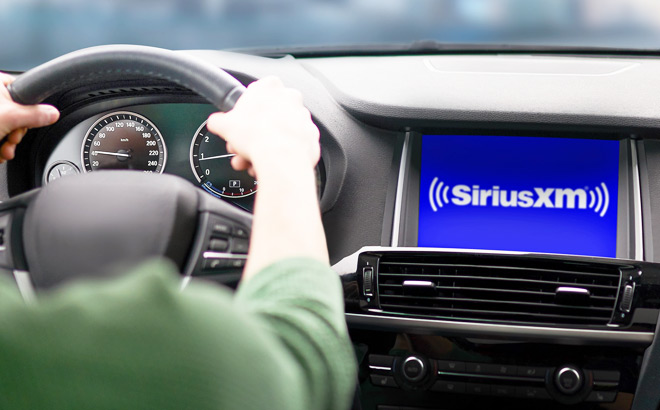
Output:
[418, 135, 620, 257]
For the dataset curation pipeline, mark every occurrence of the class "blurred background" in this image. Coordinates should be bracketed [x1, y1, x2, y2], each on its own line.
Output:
[1, 0, 660, 71]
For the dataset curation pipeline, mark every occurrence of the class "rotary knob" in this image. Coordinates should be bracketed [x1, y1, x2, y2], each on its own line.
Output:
[401, 356, 427, 383]
[555, 366, 583, 395]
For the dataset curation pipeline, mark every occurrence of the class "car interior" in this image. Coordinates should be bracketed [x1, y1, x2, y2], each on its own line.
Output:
[3, 11, 660, 410]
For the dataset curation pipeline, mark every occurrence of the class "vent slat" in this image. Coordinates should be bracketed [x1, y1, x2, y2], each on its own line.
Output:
[375, 255, 621, 326]
[378, 274, 617, 290]
[378, 294, 613, 312]
[379, 304, 609, 324]
[378, 284, 616, 301]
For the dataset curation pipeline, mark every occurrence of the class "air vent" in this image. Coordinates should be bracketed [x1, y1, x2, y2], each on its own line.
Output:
[376, 254, 621, 326]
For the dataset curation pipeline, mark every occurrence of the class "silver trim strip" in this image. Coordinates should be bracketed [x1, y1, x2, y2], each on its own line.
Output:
[632, 141, 644, 260]
[369, 365, 392, 371]
[403, 280, 435, 288]
[556, 286, 590, 296]
[391, 133, 411, 247]
[346, 313, 654, 346]
[13, 270, 36, 304]
[202, 251, 248, 260]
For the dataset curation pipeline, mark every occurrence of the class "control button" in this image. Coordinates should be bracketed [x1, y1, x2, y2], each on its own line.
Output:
[517, 366, 549, 378]
[369, 355, 395, 369]
[208, 238, 229, 252]
[212, 223, 232, 235]
[227, 259, 246, 269]
[555, 367, 583, 395]
[363, 267, 374, 297]
[437, 360, 466, 373]
[203, 258, 227, 270]
[370, 375, 398, 388]
[591, 370, 620, 383]
[401, 356, 426, 382]
[466, 362, 489, 374]
[431, 381, 465, 394]
[586, 391, 617, 403]
[620, 284, 635, 313]
[491, 385, 516, 397]
[232, 226, 249, 238]
[487, 364, 517, 376]
[231, 239, 249, 254]
[516, 387, 550, 400]
[466, 383, 490, 395]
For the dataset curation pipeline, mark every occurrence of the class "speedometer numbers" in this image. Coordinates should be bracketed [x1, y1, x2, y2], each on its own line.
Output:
[81, 112, 167, 173]
[189, 121, 257, 198]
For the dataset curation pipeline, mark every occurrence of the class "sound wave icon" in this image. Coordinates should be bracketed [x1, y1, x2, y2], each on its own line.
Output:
[589, 182, 610, 218]
[428, 178, 450, 212]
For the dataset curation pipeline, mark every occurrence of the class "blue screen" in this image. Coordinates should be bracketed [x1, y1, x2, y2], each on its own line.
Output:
[418, 135, 620, 257]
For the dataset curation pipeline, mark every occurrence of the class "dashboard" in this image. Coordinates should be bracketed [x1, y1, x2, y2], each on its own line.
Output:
[5, 51, 660, 410]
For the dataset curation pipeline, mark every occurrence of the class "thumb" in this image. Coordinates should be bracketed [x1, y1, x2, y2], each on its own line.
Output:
[0, 103, 59, 136]
[206, 112, 232, 141]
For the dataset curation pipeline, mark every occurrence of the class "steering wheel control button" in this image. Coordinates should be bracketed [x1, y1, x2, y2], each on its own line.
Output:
[208, 239, 229, 252]
[232, 226, 249, 238]
[227, 258, 246, 269]
[586, 391, 617, 403]
[555, 367, 583, 395]
[203, 259, 228, 271]
[231, 239, 249, 254]
[437, 360, 465, 373]
[212, 223, 232, 236]
[370, 375, 397, 388]
[431, 380, 465, 394]
[401, 356, 426, 382]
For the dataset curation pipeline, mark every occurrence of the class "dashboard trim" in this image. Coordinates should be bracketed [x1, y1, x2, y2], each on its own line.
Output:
[346, 312, 654, 347]
[391, 132, 411, 247]
[632, 140, 644, 260]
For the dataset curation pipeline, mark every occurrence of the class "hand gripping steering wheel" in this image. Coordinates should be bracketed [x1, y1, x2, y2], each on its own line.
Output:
[0, 45, 252, 291]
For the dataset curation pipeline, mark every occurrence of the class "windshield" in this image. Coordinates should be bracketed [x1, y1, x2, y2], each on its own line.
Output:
[2, 0, 660, 71]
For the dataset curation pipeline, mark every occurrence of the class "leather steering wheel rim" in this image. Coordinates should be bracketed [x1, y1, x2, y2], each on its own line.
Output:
[7, 45, 245, 111]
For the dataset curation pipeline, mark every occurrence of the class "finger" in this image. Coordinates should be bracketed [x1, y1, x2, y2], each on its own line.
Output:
[230, 155, 251, 171]
[0, 72, 15, 87]
[226, 142, 235, 154]
[206, 112, 230, 140]
[0, 104, 59, 133]
[248, 167, 256, 178]
[6, 127, 27, 145]
[0, 142, 16, 161]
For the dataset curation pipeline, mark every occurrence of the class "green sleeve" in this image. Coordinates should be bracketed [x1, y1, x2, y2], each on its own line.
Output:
[0, 258, 356, 410]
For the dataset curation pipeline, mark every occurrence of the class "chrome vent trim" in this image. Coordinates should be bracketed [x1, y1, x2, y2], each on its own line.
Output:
[376, 255, 621, 326]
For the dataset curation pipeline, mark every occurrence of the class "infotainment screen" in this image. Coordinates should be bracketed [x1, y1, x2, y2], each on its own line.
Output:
[418, 135, 620, 257]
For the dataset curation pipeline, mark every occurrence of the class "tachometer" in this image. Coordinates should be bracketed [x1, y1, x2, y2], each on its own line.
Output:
[189, 121, 257, 198]
[81, 111, 167, 173]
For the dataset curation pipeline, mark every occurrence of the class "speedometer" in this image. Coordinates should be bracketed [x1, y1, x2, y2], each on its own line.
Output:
[189, 121, 257, 198]
[81, 111, 167, 173]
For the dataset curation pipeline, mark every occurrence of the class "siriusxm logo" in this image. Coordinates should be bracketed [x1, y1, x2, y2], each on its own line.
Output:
[428, 177, 611, 217]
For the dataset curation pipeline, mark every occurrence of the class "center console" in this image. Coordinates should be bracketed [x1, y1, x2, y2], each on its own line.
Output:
[337, 131, 660, 410]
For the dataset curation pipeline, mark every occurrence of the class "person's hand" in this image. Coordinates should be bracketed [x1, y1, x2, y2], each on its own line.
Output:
[206, 76, 320, 177]
[0, 72, 60, 163]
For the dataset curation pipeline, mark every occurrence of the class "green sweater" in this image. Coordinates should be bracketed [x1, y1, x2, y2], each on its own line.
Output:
[0, 258, 356, 409]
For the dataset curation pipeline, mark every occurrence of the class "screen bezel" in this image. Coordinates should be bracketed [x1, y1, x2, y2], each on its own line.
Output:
[396, 132, 633, 259]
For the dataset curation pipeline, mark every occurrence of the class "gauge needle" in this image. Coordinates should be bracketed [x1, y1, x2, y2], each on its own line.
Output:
[93, 151, 131, 158]
[199, 153, 236, 161]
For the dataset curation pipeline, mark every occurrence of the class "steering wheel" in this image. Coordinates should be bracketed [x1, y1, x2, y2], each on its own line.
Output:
[0, 45, 252, 291]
